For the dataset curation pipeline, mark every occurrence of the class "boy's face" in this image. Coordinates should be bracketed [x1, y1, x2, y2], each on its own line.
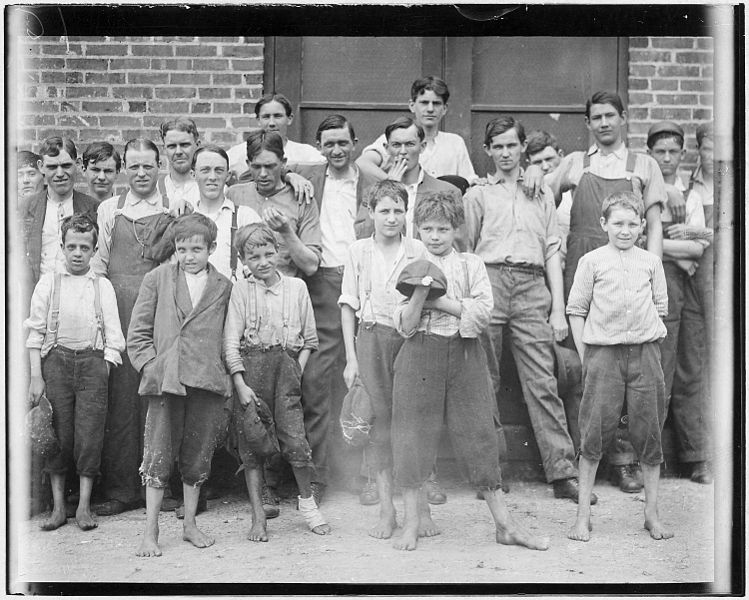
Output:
[484, 128, 526, 175]
[409, 90, 447, 128]
[600, 207, 644, 251]
[418, 218, 456, 257]
[194, 150, 229, 203]
[586, 102, 626, 148]
[125, 148, 160, 199]
[175, 235, 215, 274]
[164, 129, 199, 176]
[257, 101, 292, 139]
[243, 243, 279, 283]
[698, 137, 714, 177]
[84, 156, 119, 200]
[40, 149, 77, 198]
[648, 137, 685, 179]
[370, 195, 406, 239]
[61, 229, 96, 276]
[527, 145, 562, 174]
[17, 164, 45, 198]
[318, 127, 356, 172]
[248, 149, 286, 196]
[385, 125, 425, 175]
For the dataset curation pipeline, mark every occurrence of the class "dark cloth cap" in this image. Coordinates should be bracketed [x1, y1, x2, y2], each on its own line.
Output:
[396, 259, 448, 300]
[647, 121, 685, 146]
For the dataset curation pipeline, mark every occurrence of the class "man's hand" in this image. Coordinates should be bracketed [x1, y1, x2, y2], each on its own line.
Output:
[28, 376, 45, 407]
[387, 156, 409, 182]
[549, 310, 569, 342]
[285, 172, 314, 205]
[665, 185, 686, 223]
[263, 206, 291, 234]
[235, 380, 260, 410]
[521, 164, 545, 199]
[343, 358, 359, 390]
[168, 195, 189, 217]
[666, 223, 699, 240]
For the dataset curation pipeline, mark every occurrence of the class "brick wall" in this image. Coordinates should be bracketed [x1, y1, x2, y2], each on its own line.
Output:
[628, 36, 714, 173]
[14, 36, 264, 164]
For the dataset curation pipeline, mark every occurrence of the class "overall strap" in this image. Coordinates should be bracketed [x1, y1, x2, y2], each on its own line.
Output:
[157, 177, 171, 209]
[582, 153, 591, 171]
[47, 272, 63, 347]
[116, 189, 129, 210]
[624, 151, 638, 174]
[280, 276, 291, 349]
[247, 280, 259, 337]
[230, 205, 238, 281]
[91, 276, 107, 349]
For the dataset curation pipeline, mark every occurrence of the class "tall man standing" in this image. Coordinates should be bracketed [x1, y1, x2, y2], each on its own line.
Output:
[159, 118, 201, 208]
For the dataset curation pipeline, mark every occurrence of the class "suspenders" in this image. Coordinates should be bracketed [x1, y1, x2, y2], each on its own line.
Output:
[245, 277, 291, 349]
[229, 205, 238, 281]
[45, 273, 106, 350]
[582, 150, 638, 178]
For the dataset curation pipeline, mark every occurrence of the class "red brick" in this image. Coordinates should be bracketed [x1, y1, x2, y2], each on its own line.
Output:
[680, 79, 711, 92]
[699, 94, 713, 105]
[81, 100, 124, 113]
[66, 58, 108, 71]
[629, 50, 672, 62]
[192, 117, 228, 129]
[212, 102, 241, 113]
[651, 80, 678, 91]
[128, 101, 147, 113]
[693, 109, 712, 120]
[99, 115, 143, 128]
[40, 71, 69, 84]
[121, 129, 150, 141]
[701, 65, 713, 78]
[85, 43, 128, 56]
[131, 44, 173, 56]
[27, 57, 65, 70]
[628, 92, 653, 105]
[27, 114, 56, 126]
[243, 37, 263, 44]
[232, 58, 262, 71]
[66, 86, 109, 99]
[212, 73, 243, 85]
[59, 100, 80, 112]
[657, 65, 700, 77]
[236, 87, 261, 100]
[170, 72, 211, 85]
[39, 128, 79, 140]
[696, 38, 714, 50]
[175, 44, 218, 57]
[112, 86, 154, 99]
[231, 117, 254, 128]
[151, 58, 193, 71]
[153, 36, 196, 43]
[652, 37, 694, 49]
[109, 58, 150, 70]
[199, 87, 231, 99]
[192, 58, 230, 71]
[128, 72, 169, 85]
[628, 78, 649, 91]
[154, 87, 197, 99]
[41, 43, 82, 55]
[629, 64, 656, 78]
[202, 37, 239, 43]
[21, 71, 40, 83]
[242, 103, 255, 114]
[221, 44, 263, 58]
[651, 107, 692, 120]
[23, 86, 37, 99]
[58, 114, 96, 128]
[191, 103, 212, 114]
[19, 128, 38, 142]
[148, 101, 191, 113]
[144, 115, 168, 127]
[628, 37, 649, 49]
[86, 71, 126, 84]
[675, 51, 712, 64]
[627, 107, 649, 121]
[45, 86, 60, 98]
[207, 131, 240, 145]
[655, 94, 698, 105]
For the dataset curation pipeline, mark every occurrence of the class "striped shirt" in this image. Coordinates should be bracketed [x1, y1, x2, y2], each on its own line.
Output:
[394, 249, 493, 339]
[566, 244, 668, 345]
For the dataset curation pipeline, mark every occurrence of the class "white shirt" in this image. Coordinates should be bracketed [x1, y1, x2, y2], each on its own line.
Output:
[363, 131, 477, 182]
[184, 269, 208, 307]
[404, 168, 426, 238]
[163, 173, 200, 209]
[319, 168, 358, 267]
[40, 194, 73, 276]
[227, 138, 326, 179]
[195, 198, 261, 280]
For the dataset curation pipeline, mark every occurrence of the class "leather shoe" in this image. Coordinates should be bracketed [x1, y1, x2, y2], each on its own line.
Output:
[425, 477, 447, 505]
[552, 478, 598, 505]
[358, 481, 380, 506]
[610, 464, 643, 493]
[93, 499, 144, 516]
[262, 485, 280, 519]
[690, 461, 713, 484]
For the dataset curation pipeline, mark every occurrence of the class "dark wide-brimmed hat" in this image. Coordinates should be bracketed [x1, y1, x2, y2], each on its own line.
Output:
[396, 259, 448, 300]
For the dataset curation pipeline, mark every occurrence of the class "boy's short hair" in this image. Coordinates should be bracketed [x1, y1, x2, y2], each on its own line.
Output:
[525, 130, 559, 158]
[245, 130, 285, 162]
[601, 190, 645, 220]
[192, 144, 230, 169]
[410, 75, 450, 103]
[366, 179, 409, 211]
[234, 223, 279, 258]
[585, 91, 625, 118]
[385, 116, 425, 142]
[254, 93, 293, 118]
[159, 117, 199, 142]
[18, 150, 42, 169]
[171, 213, 218, 246]
[123, 138, 160, 165]
[315, 114, 356, 142]
[484, 115, 525, 146]
[696, 122, 713, 147]
[82, 141, 122, 171]
[414, 191, 465, 229]
[38, 137, 78, 160]
[61, 213, 99, 246]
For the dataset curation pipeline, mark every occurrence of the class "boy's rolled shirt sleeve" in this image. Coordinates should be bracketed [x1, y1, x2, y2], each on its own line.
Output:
[223, 282, 248, 375]
[542, 187, 563, 261]
[652, 259, 669, 318]
[99, 278, 126, 365]
[296, 200, 323, 267]
[641, 155, 668, 215]
[126, 269, 158, 373]
[299, 284, 319, 351]
[457, 258, 493, 338]
[23, 273, 54, 349]
[393, 298, 418, 339]
[565, 257, 594, 318]
[337, 248, 360, 311]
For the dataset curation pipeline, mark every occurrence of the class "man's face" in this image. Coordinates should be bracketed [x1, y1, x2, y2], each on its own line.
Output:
[698, 137, 714, 177]
[484, 128, 526, 175]
[528, 145, 563, 174]
[193, 150, 229, 203]
[124, 148, 160, 198]
[385, 125, 425, 174]
[648, 137, 685, 179]
[586, 103, 626, 147]
[175, 235, 215, 275]
[61, 229, 96, 276]
[370, 195, 406, 239]
[318, 127, 356, 172]
[257, 101, 292, 139]
[408, 90, 447, 128]
[248, 149, 286, 196]
[40, 150, 77, 198]
[84, 156, 119, 200]
[17, 165, 45, 198]
[163, 129, 199, 176]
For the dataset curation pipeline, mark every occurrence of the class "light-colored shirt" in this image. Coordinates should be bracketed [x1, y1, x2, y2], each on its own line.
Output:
[363, 131, 477, 182]
[339, 235, 428, 328]
[40, 194, 74, 276]
[162, 173, 200, 209]
[227, 138, 326, 179]
[184, 269, 208, 308]
[464, 173, 561, 267]
[226, 182, 322, 277]
[195, 198, 261, 280]
[319, 168, 358, 267]
[404, 168, 426, 238]
[394, 249, 492, 339]
[557, 190, 573, 268]
[24, 269, 126, 365]
[223, 273, 318, 374]
[566, 244, 668, 346]
[93, 189, 170, 275]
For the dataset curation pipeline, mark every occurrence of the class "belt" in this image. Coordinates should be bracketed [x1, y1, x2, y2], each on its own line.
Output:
[49, 345, 104, 357]
[491, 263, 545, 276]
[241, 344, 300, 359]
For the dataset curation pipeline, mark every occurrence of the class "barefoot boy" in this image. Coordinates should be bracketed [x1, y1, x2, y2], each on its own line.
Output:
[127, 214, 233, 556]
[224, 223, 330, 541]
[339, 180, 427, 539]
[566, 191, 672, 542]
[24, 214, 126, 531]
[390, 191, 549, 552]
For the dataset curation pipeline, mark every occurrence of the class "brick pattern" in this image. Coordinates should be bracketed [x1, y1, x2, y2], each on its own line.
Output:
[627, 36, 714, 173]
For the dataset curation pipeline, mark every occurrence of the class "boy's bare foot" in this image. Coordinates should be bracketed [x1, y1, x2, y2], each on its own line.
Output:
[40, 509, 67, 531]
[183, 523, 215, 548]
[567, 516, 593, 542]
[496, 520, 550, 550]
[247, 522, 268, 542]
[392, 524, 419, 551]
[136, 533, 162, 557]
[417, 513, 441, 538]
[368, 514, 398, 539]
[75, 507, 97, 531]
[644, 517, 674, 540]
[311, 523, 331, 535]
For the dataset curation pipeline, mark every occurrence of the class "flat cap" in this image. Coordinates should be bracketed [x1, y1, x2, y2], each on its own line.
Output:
[647, 121, 684, 146]
[396, 259, 448, 300]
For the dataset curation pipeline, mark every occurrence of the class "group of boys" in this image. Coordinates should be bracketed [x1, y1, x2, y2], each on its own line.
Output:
[19, 75, 714, 554]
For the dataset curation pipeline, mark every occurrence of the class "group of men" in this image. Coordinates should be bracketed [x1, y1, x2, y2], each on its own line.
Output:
[17, 75, 714, 522]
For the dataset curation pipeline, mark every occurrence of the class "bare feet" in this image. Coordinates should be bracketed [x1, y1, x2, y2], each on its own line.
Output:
[136, 531, 162, 557]
[311, 523, 332, 535]
[496, 521, 550, 550]
[417, 513, 441, 538]
[368, 513, 398, 539]
[247, 522, 268, 542]
[567, 516, 593, 542]
[40, 509, 67, 531]
[75, 507, 97, 531]
[183, 523, 215, 548]
[392, 524, 419, 551]
[644, 515, 674, 540]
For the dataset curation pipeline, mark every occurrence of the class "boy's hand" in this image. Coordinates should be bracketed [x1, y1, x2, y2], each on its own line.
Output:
[343, 358, 359, 390]
[665, 185, 687, 223]
[521, 164, 545, 199]
[549, 310, 569, 342]
[235, 380, 260, 409]
[285, 172, 314, 205]
[263, 206, 292, 234]
[28, 376, 45, 407]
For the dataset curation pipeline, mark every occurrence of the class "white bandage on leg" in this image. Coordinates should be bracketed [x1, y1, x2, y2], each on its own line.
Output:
[297, 495, 327, 530]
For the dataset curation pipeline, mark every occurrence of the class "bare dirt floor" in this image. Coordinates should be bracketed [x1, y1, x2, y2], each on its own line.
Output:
[11, 473, 714, 590]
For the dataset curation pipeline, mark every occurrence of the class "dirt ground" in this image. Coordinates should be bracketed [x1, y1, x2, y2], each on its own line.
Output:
[11, 472, 714, 589]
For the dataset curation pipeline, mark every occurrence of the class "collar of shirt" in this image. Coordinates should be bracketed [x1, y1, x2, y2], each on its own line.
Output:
[691, 165, 710, 186]
[196, 197, 234, 218]
[55, 265, 97, 279]
[325, 164, 358, 185]
[248, 272, 283, 295]
[405, 167, 426, 192]
[487, 168, 524, 185]
[127, 189, 162, 207]
[588, 142, 627, 161]
[47, 191, 73, 205]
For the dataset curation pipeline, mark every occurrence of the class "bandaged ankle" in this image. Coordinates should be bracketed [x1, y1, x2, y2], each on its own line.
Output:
[298, 495, 327, 530]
